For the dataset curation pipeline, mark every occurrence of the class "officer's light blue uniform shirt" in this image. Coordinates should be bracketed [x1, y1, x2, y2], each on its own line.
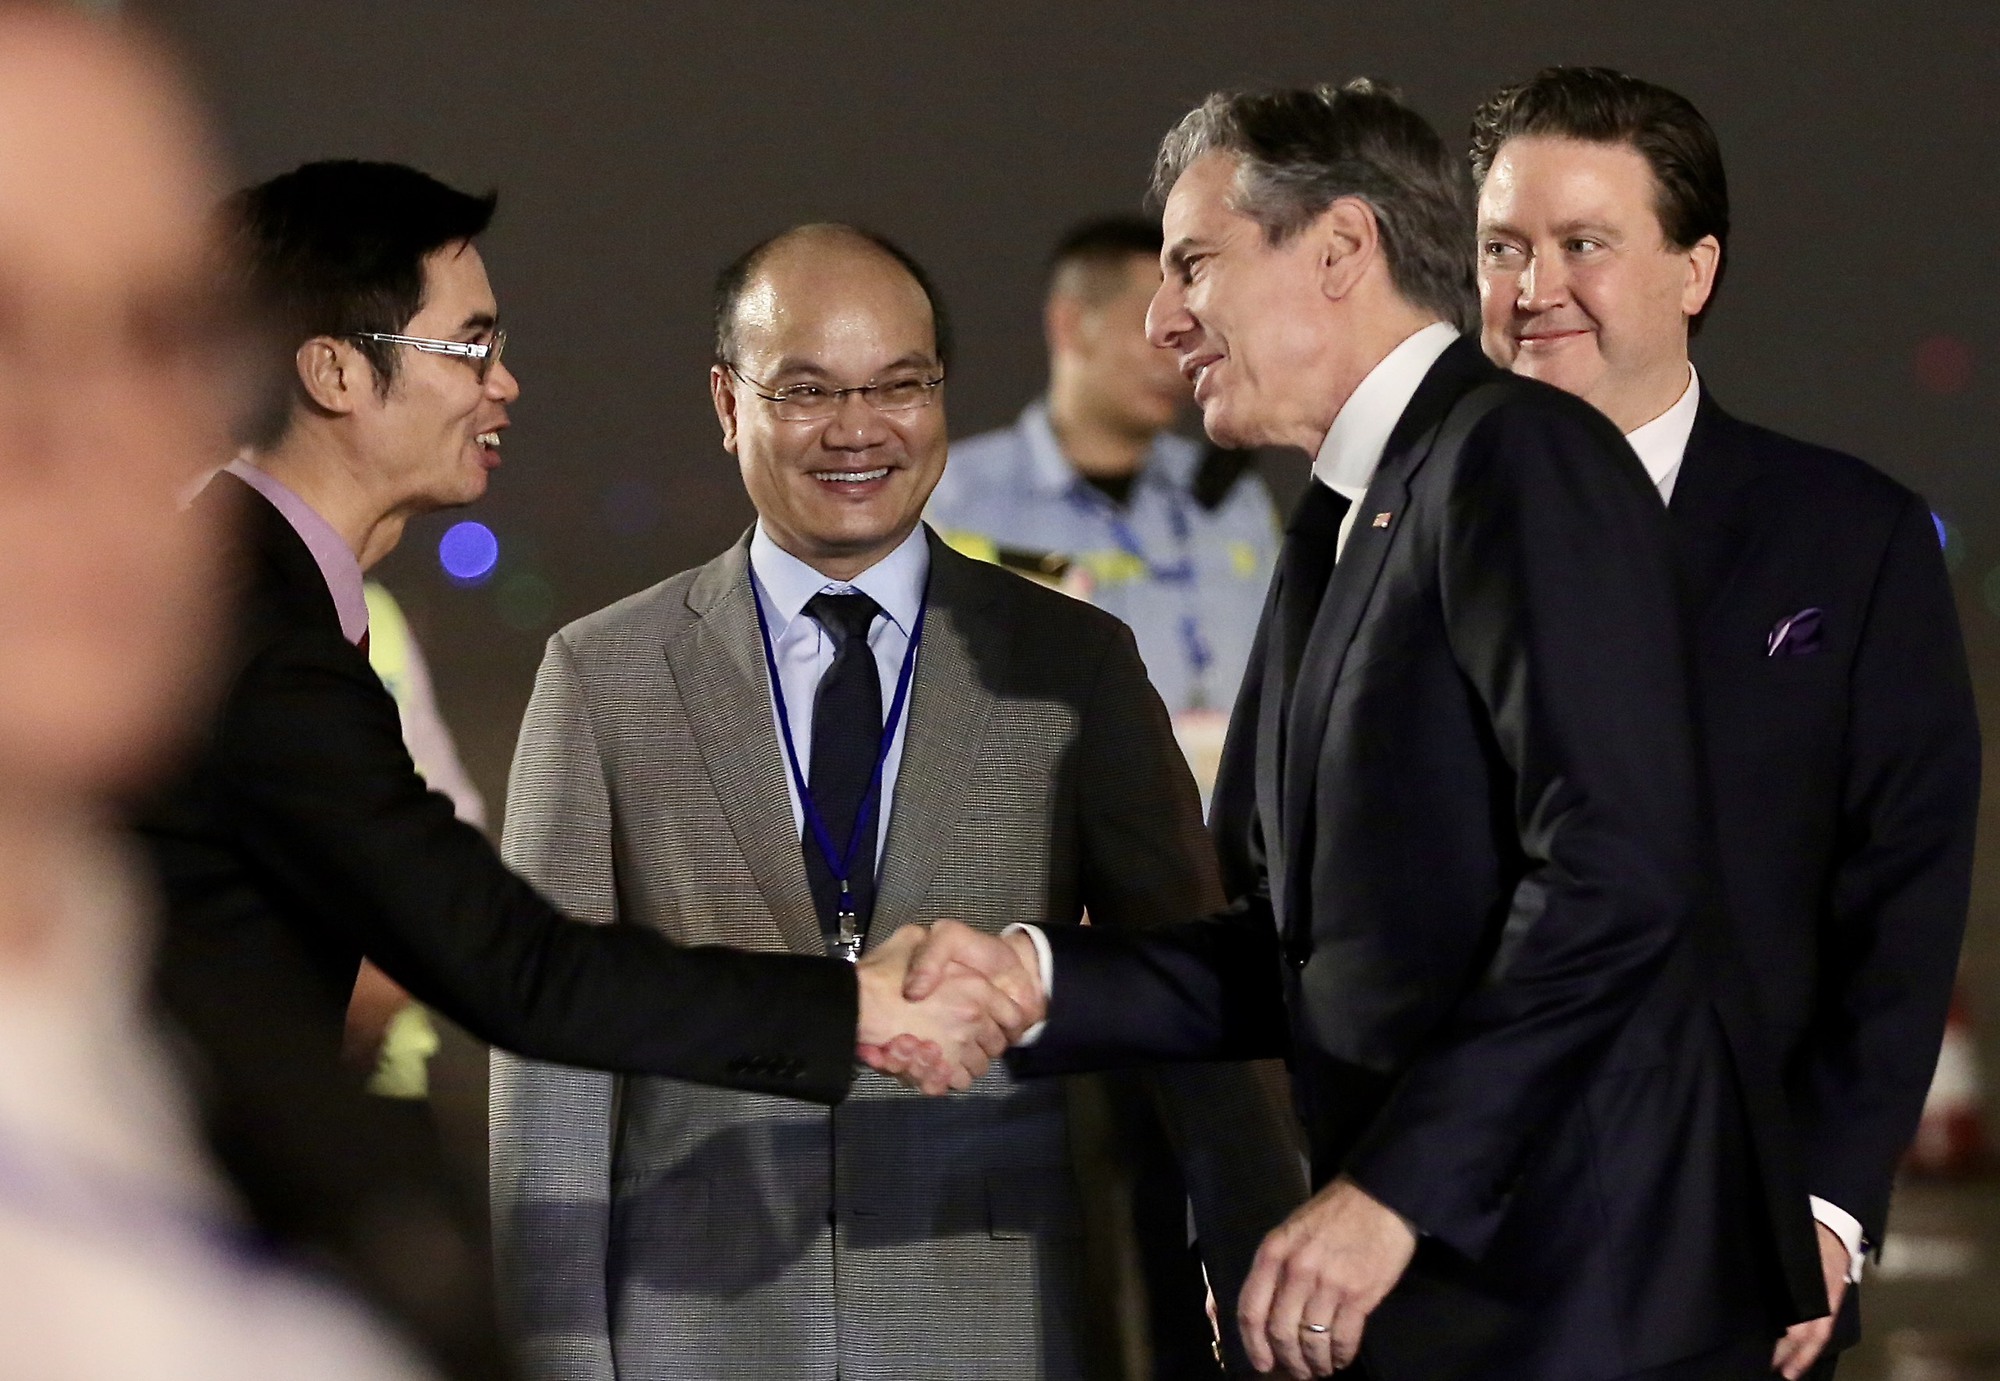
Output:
[928, 401, 1279, 715]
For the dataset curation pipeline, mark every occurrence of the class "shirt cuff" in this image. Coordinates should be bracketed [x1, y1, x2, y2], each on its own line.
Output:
[999, 923, 1053, 1046]
[1810, 1195, 1866, 1285]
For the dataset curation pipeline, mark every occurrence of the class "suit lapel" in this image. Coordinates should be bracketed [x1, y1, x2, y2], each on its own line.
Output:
[869, 533, 998, 950]
[667, 537, 825, 956]
[1666, 393, 1766, 620]
[1279, 343, 1494, 892]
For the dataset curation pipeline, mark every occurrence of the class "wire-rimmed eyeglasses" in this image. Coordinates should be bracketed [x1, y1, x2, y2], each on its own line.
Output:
[349, 328, 508, 382]
[723, 361, 943, 422]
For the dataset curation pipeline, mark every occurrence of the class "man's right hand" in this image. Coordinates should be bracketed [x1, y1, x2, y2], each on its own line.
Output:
[861, 921, 1047, 1090]
[902, 918, 1045, 1009]
[854, 924, 1040, 1095]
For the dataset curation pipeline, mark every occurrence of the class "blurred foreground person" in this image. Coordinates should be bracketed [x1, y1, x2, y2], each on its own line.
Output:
[1472, 67, 1980, 1379]
[491, 224, 1300, 1380]
[0, 7, 429, 1378]
[903, 81, 1829, 1379]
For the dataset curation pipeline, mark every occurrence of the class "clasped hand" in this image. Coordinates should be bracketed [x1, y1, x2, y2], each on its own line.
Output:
[854, 921, 1045, 1095]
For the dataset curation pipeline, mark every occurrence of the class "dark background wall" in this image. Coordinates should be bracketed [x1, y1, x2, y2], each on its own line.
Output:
[143, 0, 2000, 1078]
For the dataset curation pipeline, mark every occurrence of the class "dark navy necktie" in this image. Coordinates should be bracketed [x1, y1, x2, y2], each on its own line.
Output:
[803, 590, 884, 948]
[1274, 480, 1351, 699]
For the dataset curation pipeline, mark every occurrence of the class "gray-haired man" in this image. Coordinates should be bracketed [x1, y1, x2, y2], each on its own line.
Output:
[905, 81, 1827, 1381]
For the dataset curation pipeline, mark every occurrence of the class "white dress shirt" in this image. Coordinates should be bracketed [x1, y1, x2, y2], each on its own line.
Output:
[1623, 364, 1701, 504]
[748, 520, 929, 870]
[1619, 362, 1864, 1284]
[1313, 321, 1461, 558]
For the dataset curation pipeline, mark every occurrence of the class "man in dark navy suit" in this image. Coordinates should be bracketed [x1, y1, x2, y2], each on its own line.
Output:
[899, 81, 1833, 1380]
[1471, 66, 1981, 1380]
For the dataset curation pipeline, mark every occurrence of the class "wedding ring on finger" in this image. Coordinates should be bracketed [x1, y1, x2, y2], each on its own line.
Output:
[1301, 1322, 1331, 1335]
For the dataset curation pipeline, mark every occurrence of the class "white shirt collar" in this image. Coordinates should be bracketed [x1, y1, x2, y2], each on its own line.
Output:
[1623, 363, 1701, 502]
[748, 520, 931, 640]
[1311, 321, 1460, 500]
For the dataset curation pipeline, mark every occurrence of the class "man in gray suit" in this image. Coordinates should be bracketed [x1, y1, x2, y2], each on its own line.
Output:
[490, 224, 1303, 1380]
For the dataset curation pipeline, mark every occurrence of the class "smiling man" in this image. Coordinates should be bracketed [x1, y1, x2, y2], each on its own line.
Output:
[490, 223, 1302, 1380]
[1472, 67, 1980, 1380]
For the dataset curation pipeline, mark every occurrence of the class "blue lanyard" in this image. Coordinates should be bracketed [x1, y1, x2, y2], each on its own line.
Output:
[1069, 480, 1215, 705]
[753, 585, 927, 956]
[1072, 482, 1197, 584]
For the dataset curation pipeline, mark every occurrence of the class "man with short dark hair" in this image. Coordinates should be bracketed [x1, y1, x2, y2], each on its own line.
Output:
[1471, 66, 1980, 1380]
[929, 216, 1278, 725]
[491, 222, 1300, 1380]
[904, 80, 1830, 1380]
[136, 162, 1037, 1371]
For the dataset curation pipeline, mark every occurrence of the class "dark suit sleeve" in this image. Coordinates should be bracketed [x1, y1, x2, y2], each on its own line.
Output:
[1344, 402, 1711, 1257]
[216, 630, 858, 1103]
[1801, 491, 1980, 1241]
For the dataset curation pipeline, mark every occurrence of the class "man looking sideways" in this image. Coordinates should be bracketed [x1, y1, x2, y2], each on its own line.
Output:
[1470, 66, 1979, 1380]
[898, 81, 1830, 1380]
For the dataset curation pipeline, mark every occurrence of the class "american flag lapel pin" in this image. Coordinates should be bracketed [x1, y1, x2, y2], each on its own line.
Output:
[1371, 511, 1393, 529]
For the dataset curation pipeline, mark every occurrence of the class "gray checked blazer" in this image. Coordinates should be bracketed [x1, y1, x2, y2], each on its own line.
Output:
[490, 528, 1304, 1381]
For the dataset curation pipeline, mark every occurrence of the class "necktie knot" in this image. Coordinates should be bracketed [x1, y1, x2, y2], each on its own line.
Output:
[807, 590, 881, 649]
[1290, 479, 1351, 545]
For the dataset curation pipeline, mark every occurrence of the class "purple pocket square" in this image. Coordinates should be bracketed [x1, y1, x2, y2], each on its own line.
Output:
[1767, 607, 1824, 657]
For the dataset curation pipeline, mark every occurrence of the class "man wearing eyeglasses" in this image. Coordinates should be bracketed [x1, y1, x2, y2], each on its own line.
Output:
[490, 222, 1302, 1380]
[136, 165, 1041, 1374]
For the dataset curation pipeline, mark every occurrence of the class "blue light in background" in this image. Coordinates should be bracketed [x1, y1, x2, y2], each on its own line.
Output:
[1934, 512, 1948, 549]
[439, 521, 499, 583]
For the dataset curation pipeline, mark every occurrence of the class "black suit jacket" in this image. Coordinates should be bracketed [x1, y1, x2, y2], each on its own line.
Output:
[1671, 396, 1978, 1277]
[140, 474, 857, 1100]
[1017, 341, 1826, 1379]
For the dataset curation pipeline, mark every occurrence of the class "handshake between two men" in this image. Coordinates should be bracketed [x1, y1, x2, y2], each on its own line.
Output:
[851, 920, 1046, 1095]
